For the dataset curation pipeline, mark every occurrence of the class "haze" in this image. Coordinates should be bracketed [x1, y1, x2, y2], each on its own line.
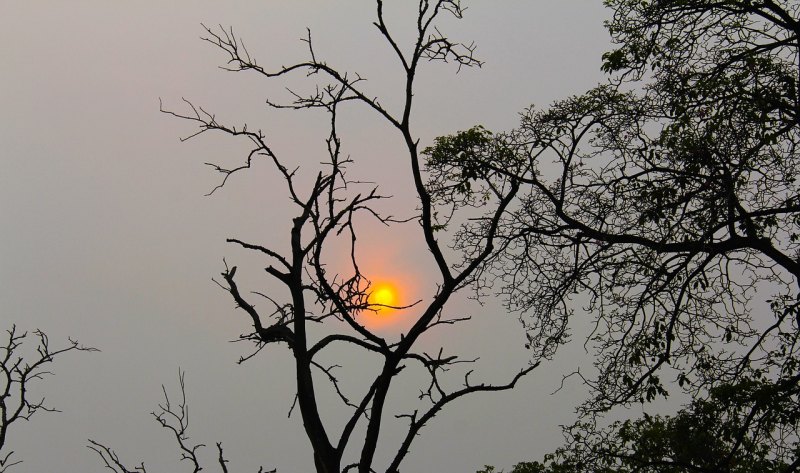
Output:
[1, 2, 609, 471]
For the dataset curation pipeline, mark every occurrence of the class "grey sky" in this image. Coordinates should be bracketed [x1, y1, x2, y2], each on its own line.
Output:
[1, 2, 610, 471]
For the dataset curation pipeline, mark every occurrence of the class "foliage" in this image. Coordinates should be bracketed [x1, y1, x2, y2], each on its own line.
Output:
[423, 126, 524, 235]
[425, 0, 800, 469]
[425, 0, 800, 408]
[478, 378, 800, 472]
[516, 378, 800, 472]
[475, 461, 554, 473]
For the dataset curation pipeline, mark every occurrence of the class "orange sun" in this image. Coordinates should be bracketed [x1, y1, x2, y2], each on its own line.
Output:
[359, 278, 414, 332]
[368, 282, 399, 312]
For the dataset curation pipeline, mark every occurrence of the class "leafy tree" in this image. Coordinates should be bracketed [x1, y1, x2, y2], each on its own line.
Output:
[426, 0, 800, 469]
[90, 2, 538, 473]
[476, 462, 550, 473]
[504, 379, 799, 472]
[0, 326, 94, 472]
[428, 0, 800, 408]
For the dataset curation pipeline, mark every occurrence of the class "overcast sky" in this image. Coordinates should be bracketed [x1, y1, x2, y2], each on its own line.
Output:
[1, 2, 611, 472]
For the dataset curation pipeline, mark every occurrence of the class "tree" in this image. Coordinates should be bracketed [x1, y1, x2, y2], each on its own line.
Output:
[89, 371, 276, 473]
[426, 0, 800, 468]
[91, 2, 538, 473]
[429, 0, 799, 409]
[476, 461, 550, 473]
[0, 325, 95, 472]
[498, 378, 799, 472]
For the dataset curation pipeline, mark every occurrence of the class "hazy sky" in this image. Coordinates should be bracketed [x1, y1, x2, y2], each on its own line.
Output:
[1, 2, 611, 472]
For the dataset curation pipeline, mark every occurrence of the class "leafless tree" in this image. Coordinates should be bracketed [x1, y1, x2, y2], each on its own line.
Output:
[0, 325, 95, 472]
[93, 2, 539, 473]
[89, 370, 275, 473]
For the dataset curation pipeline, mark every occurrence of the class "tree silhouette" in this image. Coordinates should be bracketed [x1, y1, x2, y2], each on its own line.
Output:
[495, 379, 799, 472]
[89, 370, 276, 473]
[0, 326, 95, 472]
[437, 0, 800, 469]
[433, 0, 799, 409]
[91, 2, 538, 472]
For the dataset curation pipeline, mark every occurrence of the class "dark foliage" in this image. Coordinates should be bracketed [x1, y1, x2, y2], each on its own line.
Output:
[428, 0, 800, 470]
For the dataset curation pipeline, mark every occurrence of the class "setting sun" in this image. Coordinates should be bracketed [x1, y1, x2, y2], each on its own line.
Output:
[368, 282, 399, 311]
[357, 276, 416, 332]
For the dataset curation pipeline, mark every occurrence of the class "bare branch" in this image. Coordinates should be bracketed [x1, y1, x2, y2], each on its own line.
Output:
[386, 363, 540, 473]
[87, 440, 146, 473]
[0, 326, 96, 471]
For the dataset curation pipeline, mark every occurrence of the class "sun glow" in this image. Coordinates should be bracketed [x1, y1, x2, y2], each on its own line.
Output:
[368, 282, 399, 311]
[357, 277, 415, 332]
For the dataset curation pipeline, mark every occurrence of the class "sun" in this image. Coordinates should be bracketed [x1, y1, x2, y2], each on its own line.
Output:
[358, 278, 412, 331]
[368, 282, 399, 311]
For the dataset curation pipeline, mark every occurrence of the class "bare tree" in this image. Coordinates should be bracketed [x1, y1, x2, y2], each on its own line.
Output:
[89, 370, 275, 473]
[94, 2, 539, 473]
[0, 325, 95, 472]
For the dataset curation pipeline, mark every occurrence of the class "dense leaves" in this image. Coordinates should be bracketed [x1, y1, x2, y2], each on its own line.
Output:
[476, 378, 799, 472]
[509, 378, 800, 472]
[427, 0, 800, 469]
[425, 0, 800, 408]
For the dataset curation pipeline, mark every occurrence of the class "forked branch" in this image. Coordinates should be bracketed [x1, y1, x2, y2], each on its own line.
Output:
[0, 326, 96, 472]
